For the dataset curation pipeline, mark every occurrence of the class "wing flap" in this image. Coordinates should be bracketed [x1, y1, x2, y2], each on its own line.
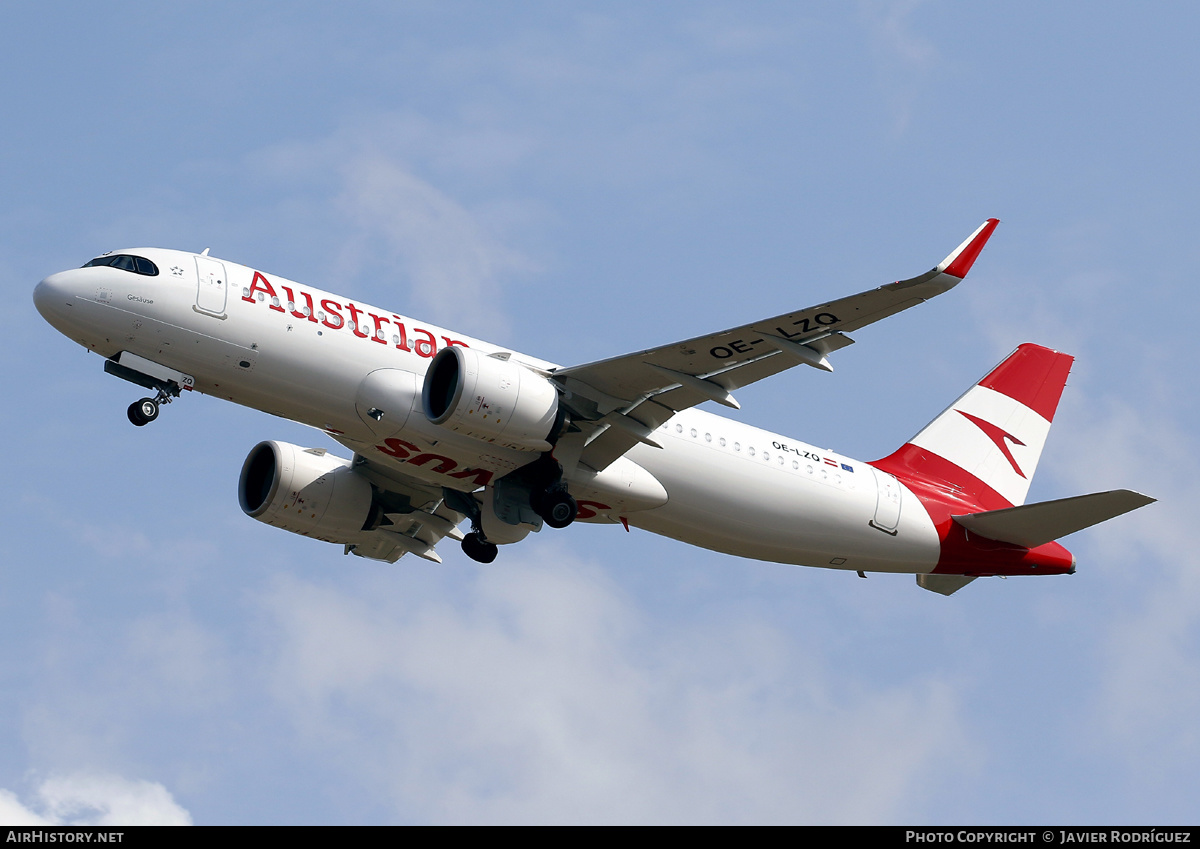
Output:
[333, 452, 468, 563]
[953, 489, 1156, 549]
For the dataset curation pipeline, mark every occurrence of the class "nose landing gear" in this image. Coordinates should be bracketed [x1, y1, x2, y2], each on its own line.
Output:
[126, 387, 174, 427]
[127, 398, 158, 426]
[104, 353, 191, 427]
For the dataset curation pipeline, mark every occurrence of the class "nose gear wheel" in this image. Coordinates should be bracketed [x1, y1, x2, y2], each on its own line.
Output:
[126, 387, 174, 427]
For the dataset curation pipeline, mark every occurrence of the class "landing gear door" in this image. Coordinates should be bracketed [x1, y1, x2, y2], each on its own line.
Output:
[194, 256, 228, 318]
[870, 466, 902, 535]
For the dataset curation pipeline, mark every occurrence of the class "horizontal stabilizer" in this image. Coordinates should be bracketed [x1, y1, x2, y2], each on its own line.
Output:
[917, 574, 978, 596]
[953, 489, 1155, 549]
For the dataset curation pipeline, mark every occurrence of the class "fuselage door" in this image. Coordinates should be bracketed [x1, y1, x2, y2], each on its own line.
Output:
[869, 466, 903, 535]
[195, 256, 228, 318]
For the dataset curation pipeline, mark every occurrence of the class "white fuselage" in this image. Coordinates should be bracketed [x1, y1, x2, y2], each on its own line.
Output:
[35, 247, 943, 574]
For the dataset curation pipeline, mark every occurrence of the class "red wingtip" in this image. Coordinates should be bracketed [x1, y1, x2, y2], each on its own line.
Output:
[942, 218, 1000, 279]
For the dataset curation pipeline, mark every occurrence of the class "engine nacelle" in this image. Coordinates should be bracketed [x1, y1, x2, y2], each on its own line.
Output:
[422, 346, 561, 452]
[238, 441, 376, 543]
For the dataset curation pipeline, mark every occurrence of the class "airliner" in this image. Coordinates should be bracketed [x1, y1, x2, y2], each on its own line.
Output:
[33, 219, 1153, 594]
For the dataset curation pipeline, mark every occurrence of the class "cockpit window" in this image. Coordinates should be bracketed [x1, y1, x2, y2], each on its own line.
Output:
[83, 254, 159, 276]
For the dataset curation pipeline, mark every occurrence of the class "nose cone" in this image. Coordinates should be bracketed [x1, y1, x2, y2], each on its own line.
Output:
[34, 269, 98, 341]
[34, 271, 74, 325]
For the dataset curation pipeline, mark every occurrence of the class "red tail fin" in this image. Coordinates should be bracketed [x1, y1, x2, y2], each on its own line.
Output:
[872, 344, 1074, 510]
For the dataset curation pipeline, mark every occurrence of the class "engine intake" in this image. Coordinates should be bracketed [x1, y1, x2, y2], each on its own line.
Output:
[422, 346, 561, 452]
[238, 441, 376, 543]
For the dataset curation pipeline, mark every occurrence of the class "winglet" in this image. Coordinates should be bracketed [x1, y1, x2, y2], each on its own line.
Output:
[940, 218, 999, 279]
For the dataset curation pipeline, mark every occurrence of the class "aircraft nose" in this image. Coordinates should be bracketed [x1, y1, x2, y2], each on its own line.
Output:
[34, 270, 83, 330]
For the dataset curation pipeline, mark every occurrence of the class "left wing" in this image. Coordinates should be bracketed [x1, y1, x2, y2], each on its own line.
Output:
[342, 452, 467, 563]
[552, 219, 999, 471]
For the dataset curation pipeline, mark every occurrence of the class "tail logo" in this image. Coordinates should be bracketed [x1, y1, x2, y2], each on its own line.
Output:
[957, 411, 1027, 479]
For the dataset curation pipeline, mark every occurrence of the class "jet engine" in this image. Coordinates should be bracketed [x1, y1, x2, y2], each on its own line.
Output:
[238, 441, 377, 543]
[422, 346, 562, 451]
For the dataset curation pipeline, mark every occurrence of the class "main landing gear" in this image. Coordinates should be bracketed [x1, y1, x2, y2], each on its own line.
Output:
[442, 489, 500, 565]
[524, 454, 579, 529]
[443, 452, 580, 565]
[126, 388, 173, 427]
[458, 486, 576, 563]
[461, 530, 498, 564]
[531, 486, 578, 529]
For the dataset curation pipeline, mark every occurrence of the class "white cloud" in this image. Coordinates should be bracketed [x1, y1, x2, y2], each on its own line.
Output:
[0, 789, 51, 826]
[1048, 391, 1200, 785]
[17, 598, 234, 775]
[0, 774, 191, 826]
[960, 218, 1200, 801]
[261, 546, 975, 824]
[243, 119, 541, 340]
[859, 0, 939, 134]
[335, 155, 535, 337]
[861, 0, 937, 69]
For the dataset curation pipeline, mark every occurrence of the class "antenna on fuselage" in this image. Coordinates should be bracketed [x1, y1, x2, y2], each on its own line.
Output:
[200, 248, 211, 256]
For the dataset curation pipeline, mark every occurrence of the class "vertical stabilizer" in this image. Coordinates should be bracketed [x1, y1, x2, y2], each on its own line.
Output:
[873, 344, 1074, 509]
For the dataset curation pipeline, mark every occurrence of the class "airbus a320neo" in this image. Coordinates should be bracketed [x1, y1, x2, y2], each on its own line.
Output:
[34, 220, 1153, 595]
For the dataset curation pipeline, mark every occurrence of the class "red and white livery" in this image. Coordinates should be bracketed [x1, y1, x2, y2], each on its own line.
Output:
[33, 220, 1153, 594]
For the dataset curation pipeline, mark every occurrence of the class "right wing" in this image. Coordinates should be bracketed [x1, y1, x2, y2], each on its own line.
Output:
[552, 219, 1000, 471]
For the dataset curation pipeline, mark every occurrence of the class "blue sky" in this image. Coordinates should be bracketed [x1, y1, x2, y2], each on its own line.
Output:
[2, 1, 1196, 824]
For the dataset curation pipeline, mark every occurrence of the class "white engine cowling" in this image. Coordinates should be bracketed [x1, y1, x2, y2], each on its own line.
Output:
[422, 346, 560, 451]
[238, 441, 376, 543]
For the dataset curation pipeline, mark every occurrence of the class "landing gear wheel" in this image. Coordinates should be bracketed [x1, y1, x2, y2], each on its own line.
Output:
[127, 397, 159, 427]
[542, 490, 578, 529]
[461, 531, 498, 564]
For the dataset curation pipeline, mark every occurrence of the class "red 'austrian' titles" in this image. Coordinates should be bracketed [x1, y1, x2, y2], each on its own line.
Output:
[243, 271, 468, 358]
